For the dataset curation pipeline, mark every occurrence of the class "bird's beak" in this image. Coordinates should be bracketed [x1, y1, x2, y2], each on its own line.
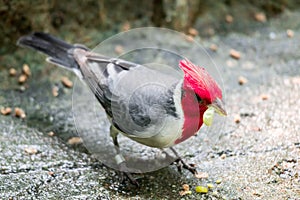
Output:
[210, 98, 227, 116]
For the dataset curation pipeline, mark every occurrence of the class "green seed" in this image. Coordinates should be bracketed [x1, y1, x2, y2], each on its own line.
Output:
[216, 179, 222, 184]
[195, 186, 208, 193]
[203, 106, 215, 126]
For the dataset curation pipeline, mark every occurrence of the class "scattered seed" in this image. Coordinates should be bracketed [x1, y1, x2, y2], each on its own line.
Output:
[188, 27, 198, 36]
[205, 27, 215, 36]
[253, 191, 262, 197]
[182, 184, 189, 191]
[121, 21, 131, 31]
[24, 147, 38, 155]
[179, 190, 192, 196]
[48, 171, 55, 176]
[238, 76, 248, 85]
[1, 107, 12, 115]
[230, 49, 241, 60]
[220, 153, 226, 159]
[9, 68, 17, 76]
[52, 86, 59, 97]
[210, 44, 218, 52]
[68, 137, 83, 145]
[254, 12, 266, 22]
[195, 171, 209, 179]
[226, 59, 238, 68]
[115, 45, 124, 55]
[225, 15, 233, 23]
[252, 126, 262, 131]
[195, 186, 208, 194]
[261, 94, 269, 100]
[15, 107, 26, 119]
[185, 35, 194, 42]
[19, 86, 26, 92]
[61, 76, 73, 88]
[22, 64, 31, 76]
[215, 179, 222, 184]
[234, 114, 241, 124]
[207, 183, 214, 189]
[18, 74, 27, 84]
[48, 131, 55, 137]
[286, 29, 294, 38]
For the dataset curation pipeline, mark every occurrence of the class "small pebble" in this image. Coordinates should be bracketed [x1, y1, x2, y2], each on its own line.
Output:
[210, 44, 218, 52]
[9, 68, 17, 76]
[1, 107, 12, 115]
[254, 12, 266, 22]
[238, 76, 248, 85]
[195, 186, 208, 194]
[225, 15, 233, 23]
[18, 74, 27, 84]
[188, 27, 198, 36]
[14, 107, 26, 119]
[286, 29, 294, 38]
[22, 64, 31, 76]
[215, 179, 222, 184]
[115, 45, 124, 55]
[61, 76, 73, 88]
[48, 131, 55, 137]
[230, 49, 241, 60]
[68, 137, 83, 145]
[24, 147, 38, 155]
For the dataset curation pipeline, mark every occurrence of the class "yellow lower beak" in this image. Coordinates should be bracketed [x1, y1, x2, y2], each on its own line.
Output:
[211, 98, 227, 116]
[203, 98, 227, 127]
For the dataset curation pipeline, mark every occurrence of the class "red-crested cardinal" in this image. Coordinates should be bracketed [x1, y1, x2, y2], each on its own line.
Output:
[18, 32, 227, 183]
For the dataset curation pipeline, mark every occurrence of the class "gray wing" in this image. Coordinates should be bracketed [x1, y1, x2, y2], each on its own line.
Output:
[73, 49, 182, 138]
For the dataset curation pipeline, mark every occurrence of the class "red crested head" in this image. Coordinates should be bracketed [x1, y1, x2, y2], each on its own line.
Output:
[174, 59, 226, 145]
[179, 59, 222, 103]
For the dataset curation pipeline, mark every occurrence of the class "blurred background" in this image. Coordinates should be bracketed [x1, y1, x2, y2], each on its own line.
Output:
[1, 0, 300, 53]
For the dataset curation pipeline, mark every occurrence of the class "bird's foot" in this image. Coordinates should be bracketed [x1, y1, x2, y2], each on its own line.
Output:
[117, 162, 140, 187]
[174, 157, 197, 175]
[169, 147, 197, 175]
[115, 154, 140, 187]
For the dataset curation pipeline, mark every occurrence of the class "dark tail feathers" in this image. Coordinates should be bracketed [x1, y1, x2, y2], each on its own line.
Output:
[17, 32, 79, 69]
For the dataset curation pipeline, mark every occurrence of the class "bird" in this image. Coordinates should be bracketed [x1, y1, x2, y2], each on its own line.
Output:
[17, 32, 227, 184]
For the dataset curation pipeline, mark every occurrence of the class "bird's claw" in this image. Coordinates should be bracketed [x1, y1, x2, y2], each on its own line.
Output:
[174, 158, 197, 175]
[118, 162, 140, 187]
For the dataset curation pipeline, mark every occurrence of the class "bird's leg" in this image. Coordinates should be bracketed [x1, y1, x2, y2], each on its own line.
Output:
[110, 126, 139, 186]
[170, 147, 197, 175]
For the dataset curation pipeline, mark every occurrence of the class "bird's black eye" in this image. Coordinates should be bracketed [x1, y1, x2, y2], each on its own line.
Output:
[195, 94, 203, 103]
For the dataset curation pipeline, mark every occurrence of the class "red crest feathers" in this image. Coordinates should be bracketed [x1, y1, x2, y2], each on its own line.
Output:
[179, 59, 222, 102]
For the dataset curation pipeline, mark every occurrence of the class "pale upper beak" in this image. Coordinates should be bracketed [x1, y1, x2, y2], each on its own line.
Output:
[210, 98, 227, 116]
